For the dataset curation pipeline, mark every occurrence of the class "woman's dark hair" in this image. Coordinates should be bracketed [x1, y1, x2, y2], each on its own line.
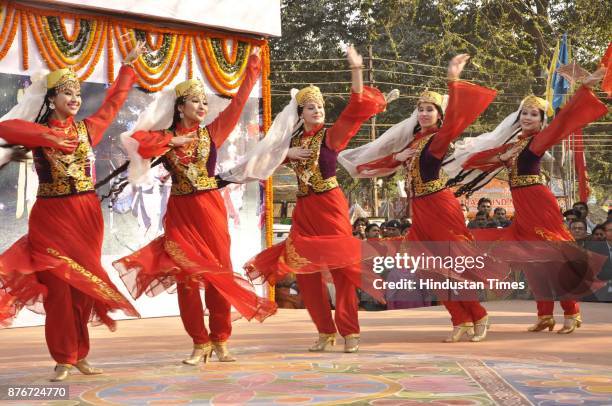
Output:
[169, 96, 187, 131]
[34, 88, 58, 125]
[413, 103, 444, 135]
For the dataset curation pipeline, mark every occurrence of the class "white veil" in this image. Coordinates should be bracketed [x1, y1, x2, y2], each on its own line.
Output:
[0, 70, 48, 166]
[219, 89, 299, 183]
[121, 88, 231, 186]
[443, 99, 551, 190]
[338, 93, 448, 179]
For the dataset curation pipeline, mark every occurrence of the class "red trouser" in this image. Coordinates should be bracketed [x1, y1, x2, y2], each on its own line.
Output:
[296, 268, 359, 337]
[442, 300, 488, 326]
[37, 271, 93, 364]
[536, 300, 579, 317]
[177, 281, 231, 344]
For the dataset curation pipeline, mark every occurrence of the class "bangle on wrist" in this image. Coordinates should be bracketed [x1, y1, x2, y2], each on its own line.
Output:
[349, 65, 363, 69]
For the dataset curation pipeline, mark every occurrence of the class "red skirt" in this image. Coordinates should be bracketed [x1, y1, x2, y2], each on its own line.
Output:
[472, 185, 606, 298]
[406, 188, 511, 288]
[113, 189, 277, 322]
[245, 188, 383, 301]
[0, 193, 139, 329]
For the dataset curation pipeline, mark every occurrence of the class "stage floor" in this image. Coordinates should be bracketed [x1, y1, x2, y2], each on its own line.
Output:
[1, 300, 611, 405]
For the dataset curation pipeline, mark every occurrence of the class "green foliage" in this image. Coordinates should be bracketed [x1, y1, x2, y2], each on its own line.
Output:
[271, 0, 612, 205]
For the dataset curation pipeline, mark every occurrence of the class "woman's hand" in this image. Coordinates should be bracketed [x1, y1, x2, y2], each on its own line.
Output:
[169, 136, 195, 147]
[286, 147, 312, 160]
[448, 53, 470, 81]
[582, 66, 606, 89]
[394, 148, 417, 163]
[498, 143, 523, 163]
[124, 41, 147, 65]
[346, 45, 363, 68]
[43, 130, 78, 152]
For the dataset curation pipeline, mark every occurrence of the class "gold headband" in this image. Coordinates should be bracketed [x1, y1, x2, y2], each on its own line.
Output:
[296, 85, 324, 107]
[521, 95, 547, 111]
[47, 68, 80, 92]
[417, 90, 443, 109]
[175, 79, 207, 100]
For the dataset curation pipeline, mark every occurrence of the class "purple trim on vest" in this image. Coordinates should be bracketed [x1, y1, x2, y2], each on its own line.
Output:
[419, 138, 443, 182]
[32, 148, 53, 183]
[207, 142, 217, 176]
[516, 140, 541, 176]
[319, 133, 338, 179]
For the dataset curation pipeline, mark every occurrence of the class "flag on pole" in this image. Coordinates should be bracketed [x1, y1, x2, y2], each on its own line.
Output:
[545, 34, 570, 117]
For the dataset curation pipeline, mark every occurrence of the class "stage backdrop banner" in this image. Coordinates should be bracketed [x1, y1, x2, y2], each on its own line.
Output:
[0, 1, 275, 327]
[43, 0, 282, 37]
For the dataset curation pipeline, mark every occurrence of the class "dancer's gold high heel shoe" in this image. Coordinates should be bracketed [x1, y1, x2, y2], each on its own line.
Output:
[443, 323, 474, 343]
[527, 316, 555, 332]
[343, 334, 360, 353]
[557, 314, 582, 334]
[50, 364, 72, 382]
[182, 343, 213, 365]
[308, 333, 336, 352]
[75, 359, 103, 375]
[470, 315, 490, 342]
[212, 341, 236, 362]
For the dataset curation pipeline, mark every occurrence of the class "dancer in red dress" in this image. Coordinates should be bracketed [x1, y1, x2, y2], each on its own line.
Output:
[244, 46, 386, 353]
[341, 55, 501, 343]
[0, 43, 145, 381]
[455, 68, 608, 334]
[114, 48, 277, 365]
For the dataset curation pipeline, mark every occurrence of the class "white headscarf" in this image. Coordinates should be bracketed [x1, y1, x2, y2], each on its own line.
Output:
[443, 99, 551, 189]
[218, 89, 299, 183]
[338, 94, 448, 178]
[121, 88, 230, 186]
[0, 70, 48, 166]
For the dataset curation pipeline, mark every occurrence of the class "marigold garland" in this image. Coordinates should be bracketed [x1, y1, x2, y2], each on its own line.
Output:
[260, 42, 274, 300]
[0, 7, 18, 61]
[0, 1, 268, 96]
[20, 11, 28, 70]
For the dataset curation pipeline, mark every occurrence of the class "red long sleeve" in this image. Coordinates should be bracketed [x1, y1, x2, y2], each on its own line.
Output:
[356, 154, 401, 173]
[462, 143, 511, 171]
[529, 86, 608, 156]
[0, 119, 71, 151]
[325, 86, 387, 152]
[84, 65, 137, 146]
[133, 130, 172, 159]
[429, 81, 497, 159]
[207, 54, 261, 147]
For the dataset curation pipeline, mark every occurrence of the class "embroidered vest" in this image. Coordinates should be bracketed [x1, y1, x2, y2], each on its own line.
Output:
[508, 137, 544, 189]
[407, 133, 448, 198]
[289, 128, 339, 197]
[162, 127, 218, 196]
[34, 121, 95, 198]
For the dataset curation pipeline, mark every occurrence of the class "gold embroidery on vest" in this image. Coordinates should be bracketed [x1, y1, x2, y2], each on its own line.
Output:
[408, 133, 448, 198]
[38, 121, 95, 197]
[164, 127, 218, 195]
[289, 128, 338, 197]
[508, 138, 544, 189]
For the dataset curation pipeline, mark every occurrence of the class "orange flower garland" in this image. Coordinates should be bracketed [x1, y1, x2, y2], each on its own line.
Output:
[20, 11, 28, 70]
[0, 7, 18, 61]
[1, 1, 262, 96]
